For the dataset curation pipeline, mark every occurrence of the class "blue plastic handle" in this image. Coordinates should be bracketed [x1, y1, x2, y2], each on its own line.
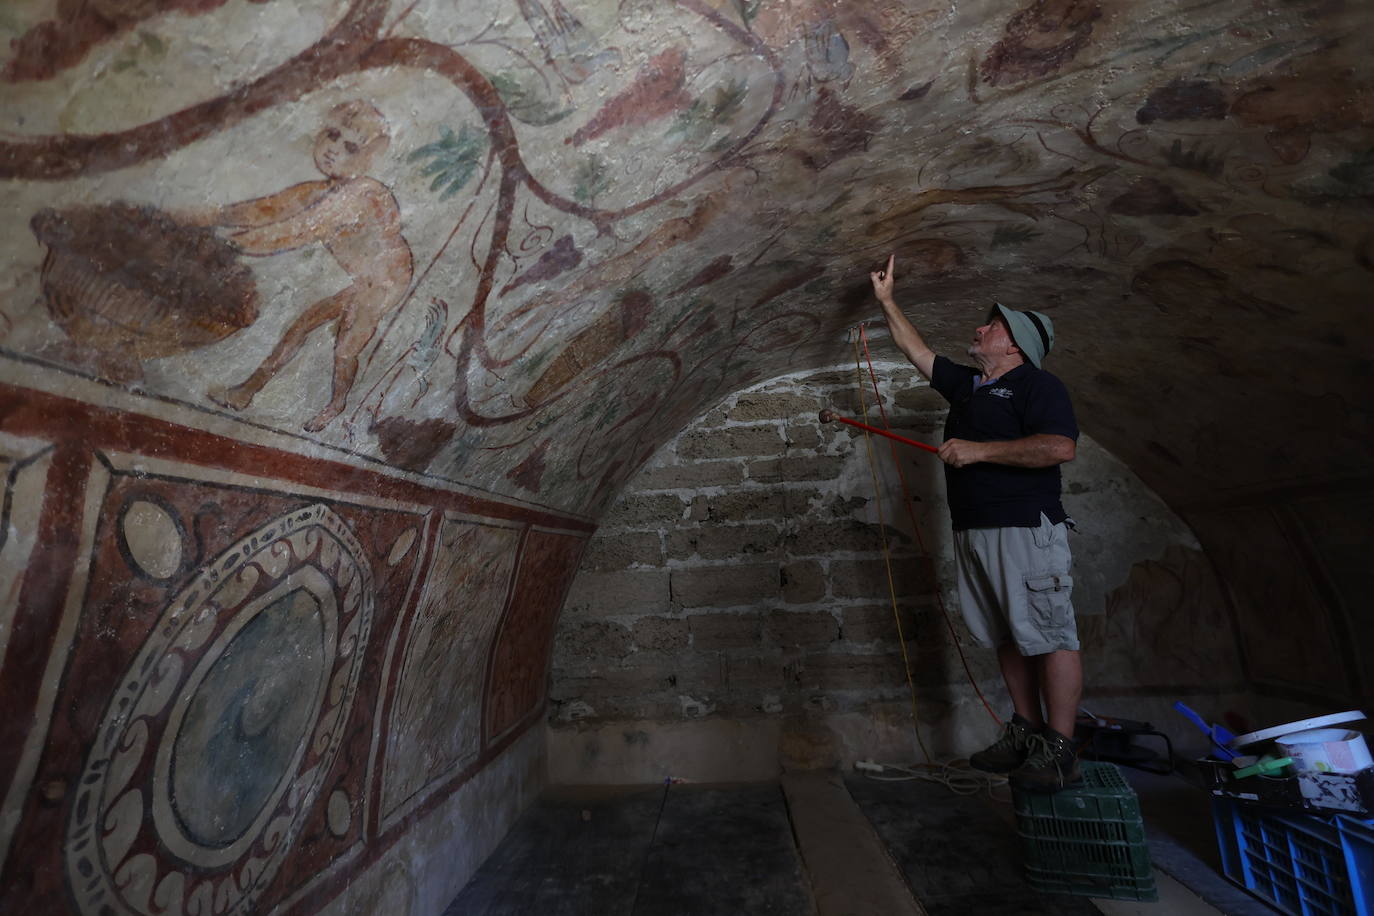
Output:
[1173, 701, 1239, 759]
[1174, 701, 1209, 732]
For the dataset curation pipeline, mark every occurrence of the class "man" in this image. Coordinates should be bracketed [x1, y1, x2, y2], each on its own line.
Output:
[870, 253, 1082, 791]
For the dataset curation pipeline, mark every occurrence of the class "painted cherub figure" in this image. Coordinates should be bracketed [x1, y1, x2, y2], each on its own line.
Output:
[201, 100, 414, 432]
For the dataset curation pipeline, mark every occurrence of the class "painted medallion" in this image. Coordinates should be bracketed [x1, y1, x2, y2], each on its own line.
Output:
[65, 504, 374, 915]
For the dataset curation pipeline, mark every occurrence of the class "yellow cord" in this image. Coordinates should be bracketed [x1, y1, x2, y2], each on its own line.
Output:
[852, 330, 933, 765]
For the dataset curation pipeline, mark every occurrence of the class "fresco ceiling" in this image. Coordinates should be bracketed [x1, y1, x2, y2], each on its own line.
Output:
[1, 0, 1371, 517]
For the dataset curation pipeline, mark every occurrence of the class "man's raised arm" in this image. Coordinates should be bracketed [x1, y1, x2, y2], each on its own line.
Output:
[870, 254, 936, 379]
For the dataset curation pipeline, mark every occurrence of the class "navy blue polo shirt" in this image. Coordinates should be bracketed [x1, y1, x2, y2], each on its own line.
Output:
[929, 355, 1078, 531]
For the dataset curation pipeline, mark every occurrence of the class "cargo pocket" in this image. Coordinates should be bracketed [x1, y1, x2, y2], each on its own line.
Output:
[1025, 573, 1073, 630]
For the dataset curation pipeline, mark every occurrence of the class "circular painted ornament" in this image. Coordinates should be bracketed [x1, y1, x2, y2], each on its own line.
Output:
[66, 504, 374, 916]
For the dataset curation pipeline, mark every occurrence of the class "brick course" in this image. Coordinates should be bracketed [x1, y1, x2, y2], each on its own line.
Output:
[550, 363, 951, 728]
[634, 461, 745, 491]
[666, 523, 781, 561]
[601, 493, 687, 528]
[829, 557, 934, 599]
[556, 620, 633, 659]
[580, 531, 663, 570]
[798, 652, 910, 691]
[633, 616, 689, 650]
[842, 603, 922, 644]
[690, 611, 764, 649]
[766, 609, 839, 647]
[784, 424, 821, 449]
[747, 455, 845, 483]
[785, 519, 902, 555]
[677, 426, 786, 460]
[672, 565, 779, 607]
[562, 569, 671, 618]
[703, 489, 795, 521]
[727, 392, 823, 422]
[780, 560, 825, 604]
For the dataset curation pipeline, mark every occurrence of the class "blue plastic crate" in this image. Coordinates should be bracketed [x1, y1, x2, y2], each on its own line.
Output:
[1213, 796, 1374, 916]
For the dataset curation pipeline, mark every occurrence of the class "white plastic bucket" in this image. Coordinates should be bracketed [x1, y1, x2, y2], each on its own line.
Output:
[1275, 728, 1373, 774]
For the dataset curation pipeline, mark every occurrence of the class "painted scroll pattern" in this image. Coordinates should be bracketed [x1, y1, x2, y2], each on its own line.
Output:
[485, 529, 586, 740]
[0, 0, 1365, 513]
[0, 0, 794, 512]
[381, 516, 521, 823]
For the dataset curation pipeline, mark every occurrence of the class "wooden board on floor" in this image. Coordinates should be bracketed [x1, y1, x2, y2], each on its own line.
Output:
[633, 783, 813, 916]
[781, 772, 925, 916]
[444, 785, 665, 916]
[844, 774, 1101, 916]
[445, 783, 814, 915]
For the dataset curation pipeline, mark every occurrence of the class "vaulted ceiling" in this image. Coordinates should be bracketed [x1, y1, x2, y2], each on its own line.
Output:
[2, 0, 1370, 517]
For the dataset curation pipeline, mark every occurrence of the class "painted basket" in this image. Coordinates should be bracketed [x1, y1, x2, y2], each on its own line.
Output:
[30, 203, 259, 360]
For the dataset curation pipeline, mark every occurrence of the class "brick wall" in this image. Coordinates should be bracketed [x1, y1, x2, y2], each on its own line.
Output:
[551, 364, 966, 721]
[548, 360, 1252, 781]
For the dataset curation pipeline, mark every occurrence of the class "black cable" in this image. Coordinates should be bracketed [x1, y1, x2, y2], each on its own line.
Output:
[627, 779, 672, 915]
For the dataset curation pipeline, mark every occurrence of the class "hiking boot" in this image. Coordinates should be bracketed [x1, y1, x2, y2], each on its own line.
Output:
[1010, 727, 1083, 792]
[969, 714, 1037, 774]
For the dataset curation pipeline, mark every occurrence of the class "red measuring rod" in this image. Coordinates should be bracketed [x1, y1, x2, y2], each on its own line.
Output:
[818, 409, 940, 455]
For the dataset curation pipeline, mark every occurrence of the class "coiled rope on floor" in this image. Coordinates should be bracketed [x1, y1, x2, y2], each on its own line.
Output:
[863, 760, 1011, 800]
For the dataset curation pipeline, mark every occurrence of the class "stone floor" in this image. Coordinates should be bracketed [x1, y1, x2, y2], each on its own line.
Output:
[444, 766, 1281, 915]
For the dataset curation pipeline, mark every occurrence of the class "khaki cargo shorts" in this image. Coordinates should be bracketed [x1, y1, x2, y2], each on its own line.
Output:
[953, 513, 1078, 655]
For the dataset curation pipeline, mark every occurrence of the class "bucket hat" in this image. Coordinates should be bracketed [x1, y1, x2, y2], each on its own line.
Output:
[990, 303, 1054, 368]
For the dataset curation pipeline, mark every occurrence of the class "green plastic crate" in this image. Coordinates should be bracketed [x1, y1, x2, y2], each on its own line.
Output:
[1012, 761, 1158, 901]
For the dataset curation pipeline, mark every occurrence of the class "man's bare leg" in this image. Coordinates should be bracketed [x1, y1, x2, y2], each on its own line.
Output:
[1039, 648, 1082, 737]
[998, 643, 1044, 728]
[304, 302, 376, 432]
[209, 293, 344, 411]
[1006, 648, 1084, 791]
[304, 351, 358, 432]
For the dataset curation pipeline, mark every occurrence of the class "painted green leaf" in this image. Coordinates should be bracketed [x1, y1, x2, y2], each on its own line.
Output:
[670, 78, 749, 142]
[709, 79, 748, 122]
[668, 100, 706, 138]
[489, 70, 574, 127]
[574, 155, 611, 204]
[409, 124, 486, 200]
[408, 126, 458, 161]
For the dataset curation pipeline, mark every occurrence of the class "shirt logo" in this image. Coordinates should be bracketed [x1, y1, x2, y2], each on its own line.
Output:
[987, 387, 1014, 399]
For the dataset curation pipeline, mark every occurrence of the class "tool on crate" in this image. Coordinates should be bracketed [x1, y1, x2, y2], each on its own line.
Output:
[1173, 701, 1239, 760]
[1231, 755, 1294, 780]
[1075, 711, 1174, 775]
